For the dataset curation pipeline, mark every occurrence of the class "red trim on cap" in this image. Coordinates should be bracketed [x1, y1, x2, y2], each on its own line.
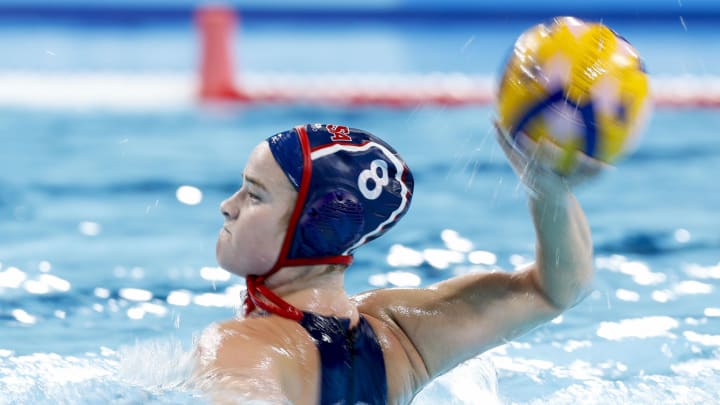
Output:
[244, 125, 353, 320]
[310, 139, 371, 153]
[282, 256, 353, 267]
[273, 124, 314, 275]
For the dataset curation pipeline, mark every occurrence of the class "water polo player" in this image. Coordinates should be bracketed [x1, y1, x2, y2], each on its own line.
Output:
[195, 123, 595, 404]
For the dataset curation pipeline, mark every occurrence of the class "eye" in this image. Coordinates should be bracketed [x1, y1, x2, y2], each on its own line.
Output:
[247, 191, 262, 202]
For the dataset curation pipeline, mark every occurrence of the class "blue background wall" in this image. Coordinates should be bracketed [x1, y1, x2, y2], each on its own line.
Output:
[0, 0, 719, 21]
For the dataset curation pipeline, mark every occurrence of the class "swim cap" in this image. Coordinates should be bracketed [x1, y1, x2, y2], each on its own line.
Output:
[245, 124, 414, 320]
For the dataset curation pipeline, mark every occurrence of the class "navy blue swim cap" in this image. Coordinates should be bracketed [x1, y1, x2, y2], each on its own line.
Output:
[267, 123, 414, 264]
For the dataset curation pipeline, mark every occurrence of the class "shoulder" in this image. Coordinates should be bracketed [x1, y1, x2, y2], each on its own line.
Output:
[352, 289, 432, 403]
[194, 316, 319, 403]
[196, 316, 317, 370]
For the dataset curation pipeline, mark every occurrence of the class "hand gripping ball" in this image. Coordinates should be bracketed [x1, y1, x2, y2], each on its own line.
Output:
[496, 16, 652, 175]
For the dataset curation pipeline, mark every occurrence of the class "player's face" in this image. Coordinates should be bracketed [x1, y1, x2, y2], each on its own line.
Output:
[216, 142, 296, 277]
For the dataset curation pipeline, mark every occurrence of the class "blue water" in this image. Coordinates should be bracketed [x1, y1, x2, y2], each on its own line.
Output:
[1, 16, 720, 404]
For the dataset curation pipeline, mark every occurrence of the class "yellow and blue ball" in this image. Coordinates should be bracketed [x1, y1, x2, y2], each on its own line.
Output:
[496, 16, 651, 175]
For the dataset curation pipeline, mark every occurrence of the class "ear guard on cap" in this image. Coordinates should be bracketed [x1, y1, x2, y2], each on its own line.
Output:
[298, 189, 365, 257]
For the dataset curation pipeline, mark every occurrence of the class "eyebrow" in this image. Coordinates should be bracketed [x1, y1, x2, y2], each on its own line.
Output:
[243, 174, 269, 192]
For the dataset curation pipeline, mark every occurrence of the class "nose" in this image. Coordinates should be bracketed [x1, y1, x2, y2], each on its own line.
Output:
[220, 193, 239, 220]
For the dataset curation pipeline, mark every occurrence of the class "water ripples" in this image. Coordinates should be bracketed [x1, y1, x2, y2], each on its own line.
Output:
[0, 226, 718, 403]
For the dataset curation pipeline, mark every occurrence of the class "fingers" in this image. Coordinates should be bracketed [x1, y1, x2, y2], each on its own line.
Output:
[494, 121, 579, 197]
[493, 123, 531, 177]
[492, 118, 609, 198]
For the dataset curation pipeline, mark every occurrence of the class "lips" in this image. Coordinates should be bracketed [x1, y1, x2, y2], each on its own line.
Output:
[222, 226, 231, 235]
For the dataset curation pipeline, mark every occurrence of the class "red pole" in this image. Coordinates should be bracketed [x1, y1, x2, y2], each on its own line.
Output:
[195, 5, 246, 100]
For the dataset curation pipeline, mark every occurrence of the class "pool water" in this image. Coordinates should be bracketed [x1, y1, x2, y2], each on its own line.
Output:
[1, 17, 720, 404]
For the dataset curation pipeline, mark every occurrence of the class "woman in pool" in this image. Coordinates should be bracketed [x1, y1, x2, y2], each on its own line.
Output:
[194, 123, 595, 404]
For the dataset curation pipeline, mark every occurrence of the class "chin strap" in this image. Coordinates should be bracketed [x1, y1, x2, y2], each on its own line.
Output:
[244, 256, 353, 322]
[244, 274, 304, 321]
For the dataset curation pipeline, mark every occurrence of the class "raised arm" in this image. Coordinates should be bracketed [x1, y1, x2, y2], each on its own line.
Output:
[507, 125, 595, 311]
[356, 129, 595, 383]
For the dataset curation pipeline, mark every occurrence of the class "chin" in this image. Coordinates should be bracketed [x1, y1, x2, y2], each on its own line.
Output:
[215, 255, 255, 278]
[214, 248, 235, 276]
[215, 244, 276, 278]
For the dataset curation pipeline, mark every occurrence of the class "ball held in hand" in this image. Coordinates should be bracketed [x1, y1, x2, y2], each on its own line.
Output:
[496, 16, 651, 175]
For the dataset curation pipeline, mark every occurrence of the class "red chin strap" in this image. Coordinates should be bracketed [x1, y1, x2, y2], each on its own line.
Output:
[244, 255, 353, 321]
[243, 125, 353, 322]
[245, 274, 300, 320]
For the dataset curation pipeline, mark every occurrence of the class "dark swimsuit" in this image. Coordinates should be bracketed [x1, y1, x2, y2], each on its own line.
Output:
[299, 311, 388, 405]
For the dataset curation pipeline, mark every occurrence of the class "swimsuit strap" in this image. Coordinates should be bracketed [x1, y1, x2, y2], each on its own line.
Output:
[299, 311, 388, 405]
